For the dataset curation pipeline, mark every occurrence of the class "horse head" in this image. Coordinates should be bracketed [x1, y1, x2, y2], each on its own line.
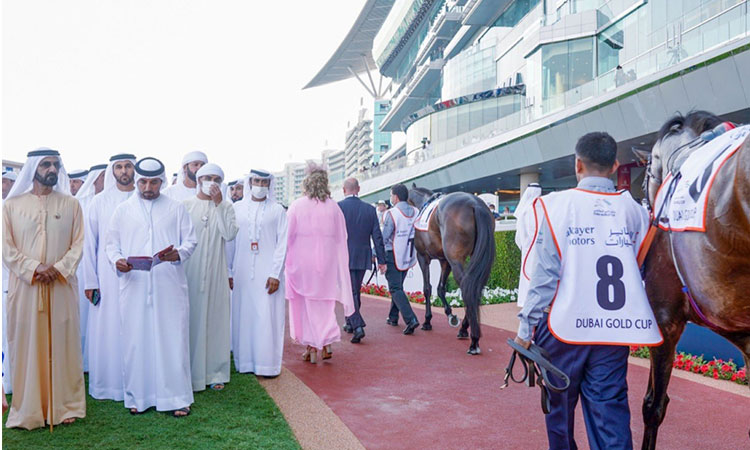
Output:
[645, 110, 723, 206]
[408, 183, 434, 209]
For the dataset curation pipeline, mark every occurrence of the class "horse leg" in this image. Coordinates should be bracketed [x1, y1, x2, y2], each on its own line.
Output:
[642, 320, 686, 450]
[450, 261, 470, 339]
[438, 260, 459, 327]
[418, 253, 433, 331]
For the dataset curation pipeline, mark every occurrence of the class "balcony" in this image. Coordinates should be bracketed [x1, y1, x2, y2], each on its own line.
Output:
[380, 57, 445, 132]
[463, 0, 512, 26]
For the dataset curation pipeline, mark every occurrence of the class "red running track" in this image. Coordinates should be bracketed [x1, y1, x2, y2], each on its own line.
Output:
[282, 295, 749, 449]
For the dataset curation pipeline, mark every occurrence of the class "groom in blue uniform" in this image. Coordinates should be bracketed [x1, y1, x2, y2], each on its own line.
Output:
[515, 132, 648, 450]
[338, 178, 386, 343]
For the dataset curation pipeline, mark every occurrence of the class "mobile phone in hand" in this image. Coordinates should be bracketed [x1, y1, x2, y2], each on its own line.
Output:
[91, 289, 101, 306]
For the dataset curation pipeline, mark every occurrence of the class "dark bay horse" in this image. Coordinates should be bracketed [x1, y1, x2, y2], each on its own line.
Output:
[408, 184, 496, 355]
[642, 111, 750, 449]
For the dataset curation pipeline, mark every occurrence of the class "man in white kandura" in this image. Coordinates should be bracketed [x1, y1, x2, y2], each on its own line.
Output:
[2, 170, 18, 394]
[227, 169, 288, 378]
[83, 154, 136, 400]
[74, 163, 108, 372]
[106, 157, 197, 417]
[183, 163, 238, 392]
[163, 151, 208, 202]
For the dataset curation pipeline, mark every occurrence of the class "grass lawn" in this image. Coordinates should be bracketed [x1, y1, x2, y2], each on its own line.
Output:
[2, 365, 299, 449]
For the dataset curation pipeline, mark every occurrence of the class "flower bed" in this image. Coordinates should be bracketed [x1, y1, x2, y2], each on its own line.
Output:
[360, 284, 517, 307]
[630, 346, 747, 386]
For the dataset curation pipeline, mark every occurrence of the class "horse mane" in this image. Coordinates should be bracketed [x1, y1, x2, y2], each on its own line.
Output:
[412, 184, 434, 196]
[657, 110, 723, 142]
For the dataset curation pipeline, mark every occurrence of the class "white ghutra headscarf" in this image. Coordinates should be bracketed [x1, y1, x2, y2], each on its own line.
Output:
[103, 153, 137, 191]
[175, 151, 208, 187]
[243, 169, 276, 204]
[6, 147, 71, 201]
[75, 163, 108, 203]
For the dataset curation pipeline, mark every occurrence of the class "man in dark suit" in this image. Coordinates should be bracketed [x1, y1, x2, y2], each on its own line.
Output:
[338, 178, 386, 343]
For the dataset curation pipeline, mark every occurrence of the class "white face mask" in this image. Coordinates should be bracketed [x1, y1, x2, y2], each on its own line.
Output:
[201, 180, 217, 196]
[251, 185, 268, 199]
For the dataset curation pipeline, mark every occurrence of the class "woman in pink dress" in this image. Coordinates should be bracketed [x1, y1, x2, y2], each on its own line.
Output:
[285, 163, 354, 363]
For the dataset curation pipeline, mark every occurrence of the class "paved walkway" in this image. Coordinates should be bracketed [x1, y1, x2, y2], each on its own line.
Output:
[261, 295, 750, 449]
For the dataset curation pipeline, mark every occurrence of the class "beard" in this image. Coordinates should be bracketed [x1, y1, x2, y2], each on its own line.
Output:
[34, 171, 58, 187]
[140, 190, 158, 200]
[117, 174, 133, 186]
[186, 168, 197, 182]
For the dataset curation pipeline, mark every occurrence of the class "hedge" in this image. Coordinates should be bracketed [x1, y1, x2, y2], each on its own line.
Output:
[445, 230, 521, 292]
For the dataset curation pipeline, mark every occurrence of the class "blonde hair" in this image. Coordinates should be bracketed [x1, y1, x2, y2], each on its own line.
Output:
[303, 161, 330, 202]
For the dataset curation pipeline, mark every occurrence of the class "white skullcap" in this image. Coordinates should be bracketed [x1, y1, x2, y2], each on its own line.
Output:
[181, 151, 208, 166]
[2, 171, 18, 181]
[196, 163, 224, 181]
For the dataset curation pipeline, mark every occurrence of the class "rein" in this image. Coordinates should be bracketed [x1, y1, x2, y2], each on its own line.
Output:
[501, 338, 570, 415]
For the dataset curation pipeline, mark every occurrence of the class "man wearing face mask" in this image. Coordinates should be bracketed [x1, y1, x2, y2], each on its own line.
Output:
[226, 169, 287, 378]
[163, 151, 208, 201]
[82, 154, 137, 401]
[106, 157, 197, 417]
[183, 163, 238, 391]
[3, 148, 86, 429]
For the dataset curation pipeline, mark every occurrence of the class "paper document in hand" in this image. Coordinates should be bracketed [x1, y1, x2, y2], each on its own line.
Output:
[126, 255, 164, 271]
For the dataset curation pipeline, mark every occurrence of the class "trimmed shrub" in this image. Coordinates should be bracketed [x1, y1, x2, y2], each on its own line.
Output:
[445, 230, 521, 292]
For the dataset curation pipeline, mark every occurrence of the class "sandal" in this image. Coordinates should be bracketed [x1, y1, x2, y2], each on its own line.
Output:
[172, 407, 191, 418]
[302, 346, 317, 363]
[209, 383, 225, 391]
[322, 345, 332, 360]
[129, 408, 145, 415]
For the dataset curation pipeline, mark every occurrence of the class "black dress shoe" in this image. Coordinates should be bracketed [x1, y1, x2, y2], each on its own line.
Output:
[343, 324, 353, 334]
[351, 327, 365, 343]
[386, 318, 399, 327]
[403, 319, 419, 335]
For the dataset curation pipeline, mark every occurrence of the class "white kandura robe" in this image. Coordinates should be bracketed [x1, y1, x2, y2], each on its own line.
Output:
[83, 187, 133, 400]
[183, 197, 238, 391]
[75, 196, 90, 373]
[163, 183, 197, 202]
[2, 199, 11, 394]
[105, 193, 196, 412]
[228, 198, 288, 376]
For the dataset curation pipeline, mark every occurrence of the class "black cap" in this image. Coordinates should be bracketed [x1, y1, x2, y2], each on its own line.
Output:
[28, 148, 60, 157]
[110, 153, 136, 162]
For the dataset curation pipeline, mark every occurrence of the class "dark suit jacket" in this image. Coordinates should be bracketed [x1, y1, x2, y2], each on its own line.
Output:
[338, 196, 387, 270]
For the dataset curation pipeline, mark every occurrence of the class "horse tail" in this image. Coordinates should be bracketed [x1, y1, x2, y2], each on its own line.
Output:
[461, 200, 496, 337]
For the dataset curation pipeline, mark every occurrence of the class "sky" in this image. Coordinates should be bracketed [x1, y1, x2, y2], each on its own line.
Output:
[1, 0, 398, 181]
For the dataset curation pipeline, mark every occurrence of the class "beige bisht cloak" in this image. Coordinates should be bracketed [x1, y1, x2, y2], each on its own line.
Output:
[2, 191, 86, 429]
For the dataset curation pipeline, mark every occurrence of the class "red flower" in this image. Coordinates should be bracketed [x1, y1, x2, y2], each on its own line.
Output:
[713, 370, 719, 380]
[731, 374, 738, 381]
[684, 361, 693, 370]
[700, 365, 709, 374]
[676, 361, 684, 369]
[721, 364, 731, 372]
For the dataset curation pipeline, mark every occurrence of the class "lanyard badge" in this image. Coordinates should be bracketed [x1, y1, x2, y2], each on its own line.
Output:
[251, 242, 259, 253]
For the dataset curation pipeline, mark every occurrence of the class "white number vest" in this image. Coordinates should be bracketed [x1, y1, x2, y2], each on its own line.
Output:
[535, 188, 662, 346]
[388, 205, 418, 271]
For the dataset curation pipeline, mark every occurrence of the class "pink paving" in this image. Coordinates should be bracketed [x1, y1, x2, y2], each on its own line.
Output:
[282, 295, 749, 449]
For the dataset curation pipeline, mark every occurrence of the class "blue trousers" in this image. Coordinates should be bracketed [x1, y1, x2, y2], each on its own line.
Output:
[534, 314, 633, 450]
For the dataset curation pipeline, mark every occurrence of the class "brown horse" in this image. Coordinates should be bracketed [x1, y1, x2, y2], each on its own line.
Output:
[408, 185, 496, 355]
[642, 110, 750, 449]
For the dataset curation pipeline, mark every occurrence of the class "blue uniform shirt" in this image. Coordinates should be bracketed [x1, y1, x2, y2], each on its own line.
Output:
[381, 202, 412, 251]
[516, 176, 616, 342]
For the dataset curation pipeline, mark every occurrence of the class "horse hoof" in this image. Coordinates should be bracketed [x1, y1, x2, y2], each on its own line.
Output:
[421, 323, 432, 331]
[457, 330, 469, 339]
[467, 347, 481, 355]
[448, 315, 460, 328]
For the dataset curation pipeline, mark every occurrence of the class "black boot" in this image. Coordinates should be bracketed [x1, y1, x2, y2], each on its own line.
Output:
[403, 318, 419, 335]
[351, 327, 365, 343]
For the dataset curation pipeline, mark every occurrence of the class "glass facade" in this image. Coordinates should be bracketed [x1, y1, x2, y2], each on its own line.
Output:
[359, 0, 749, 181]
[441, 44, 496, 99]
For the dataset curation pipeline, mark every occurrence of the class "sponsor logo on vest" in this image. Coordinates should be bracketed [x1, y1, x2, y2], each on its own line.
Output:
[575, 317, 654, 330]
[604, 227, 637, 248]
[593, 198, 616, 217]
[566, 226, 596, 246]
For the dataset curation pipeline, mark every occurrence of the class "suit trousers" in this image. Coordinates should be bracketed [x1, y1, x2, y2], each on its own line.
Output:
[385, 251, 417, 324]
[346, 269, 367, 329]
[534, 313, 632, 450]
